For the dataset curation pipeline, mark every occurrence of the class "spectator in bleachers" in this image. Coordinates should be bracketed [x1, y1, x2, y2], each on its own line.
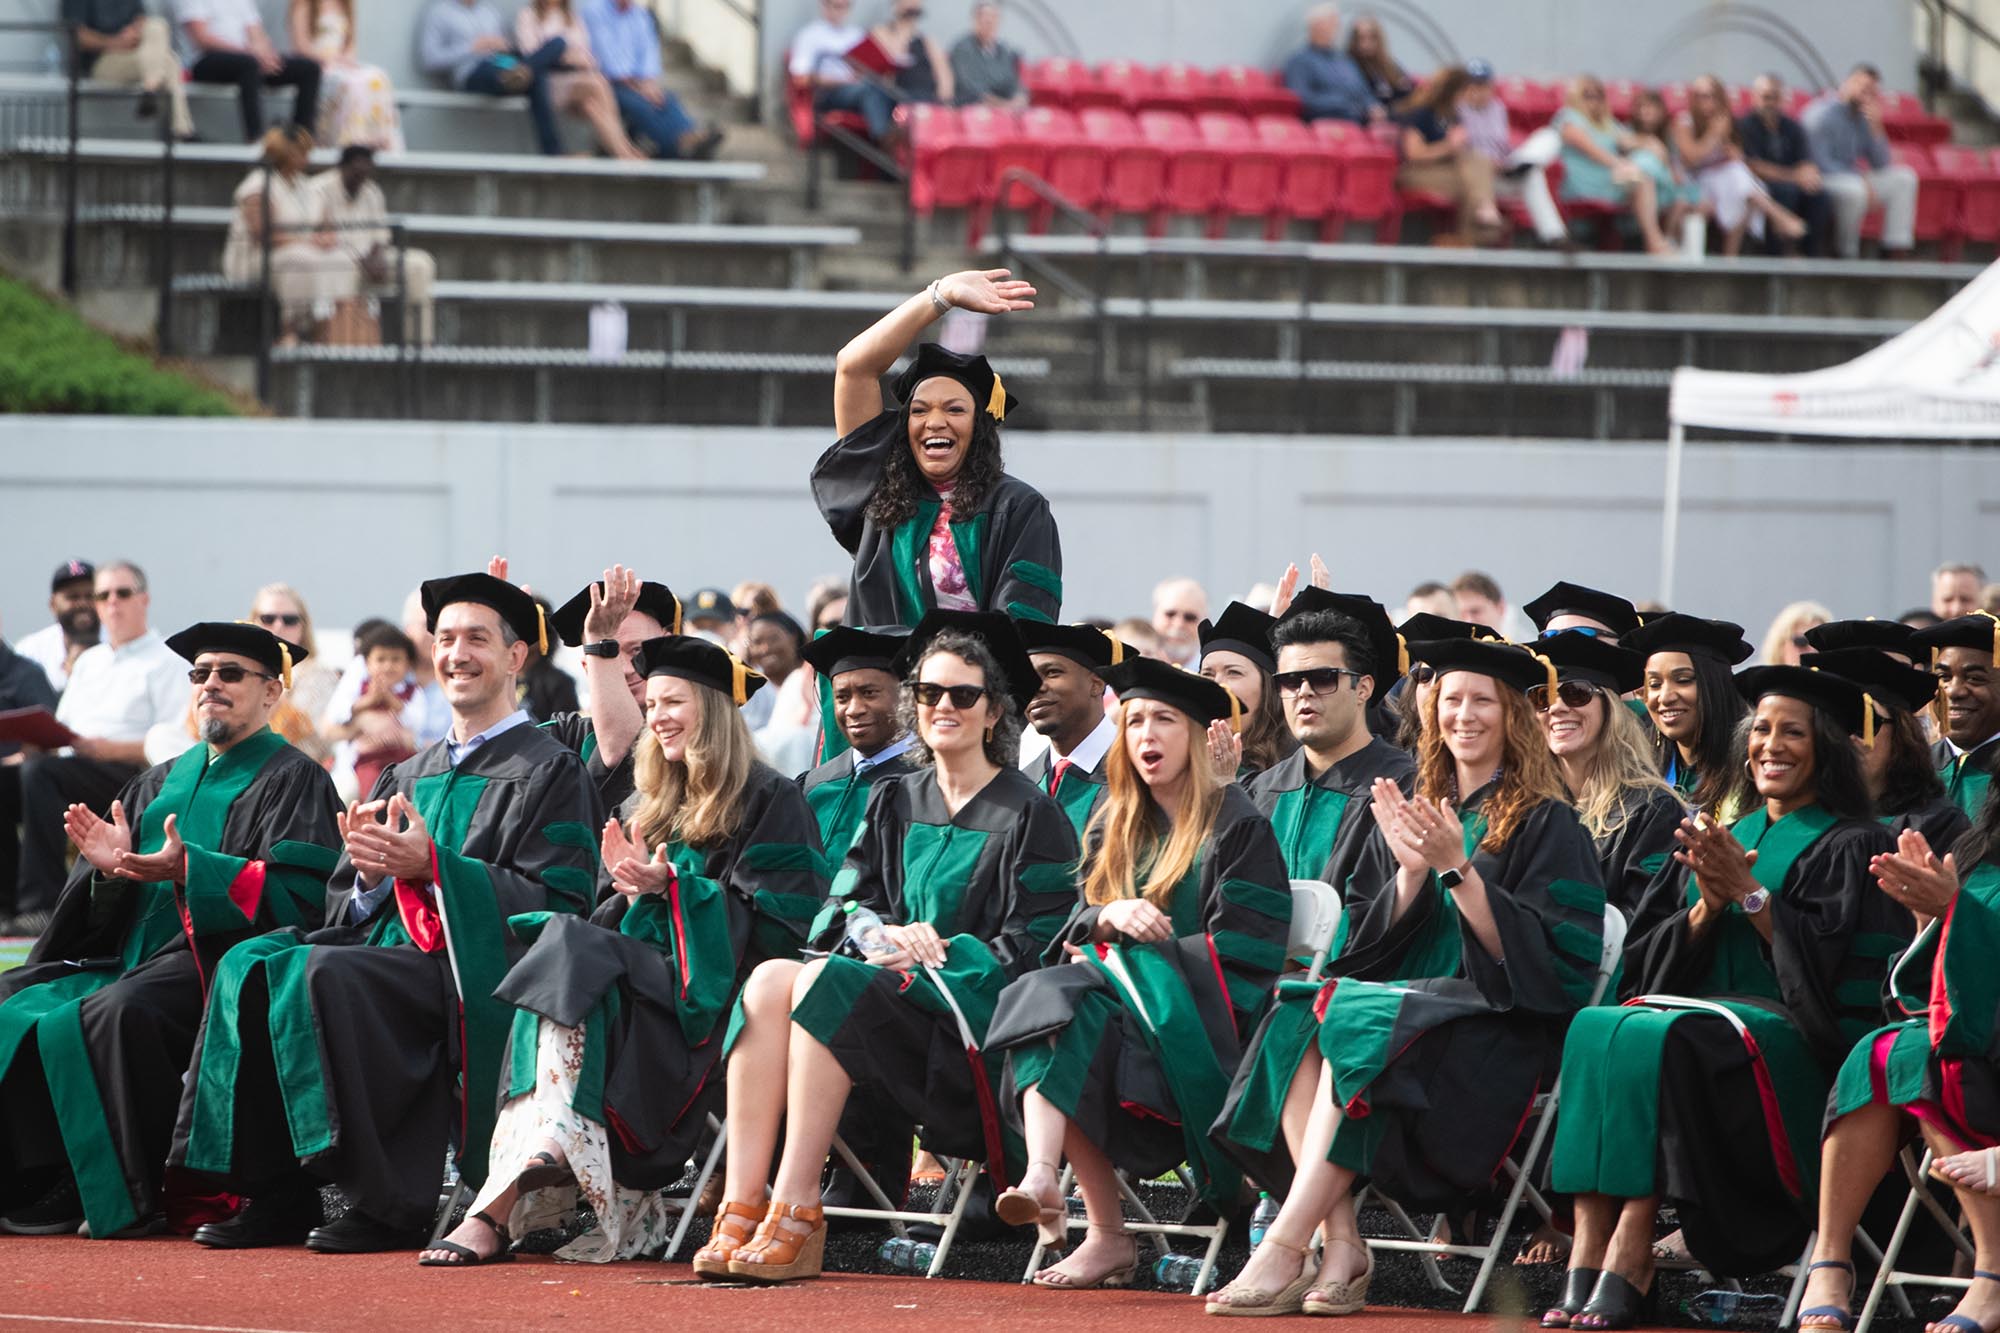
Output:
[873, 0, 952, 106]
[1628, 89, 1702, 239]
[1152, 578, 1208, 669]
[1457, 59, 1569, 248]
[581, 0, 723, 160]
[1346, 13, 1412, 108]
[173, 0, 322, 143]
[15, 559, 99, 696]
[1673, 74, 1807, 257]
[1935, 561, 1988, 619]
[947, 1, 1025, 109]
[309, 145, 438, 345]
[1394, 66, 1502, 245]
[223, 126, 362, 345]
[1400, 580, 1457, 622]
[1803, 63, 1919, 259]
[63, 0, 195, 141]
[418, 0, 566, 157]
[791, 0, 897, 144]
[1554, 75, 1678, 256]
[1739, 73, 1832, 256]
[248, 582, 338, 762]
[287, 0, 404, 151]
[514, 0, 649, 161]
[1282, 4, 1384, 126]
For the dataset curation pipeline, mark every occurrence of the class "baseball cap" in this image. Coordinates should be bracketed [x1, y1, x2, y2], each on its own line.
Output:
[1466, 58, 1495, 83]
[51, 559, 95, 592]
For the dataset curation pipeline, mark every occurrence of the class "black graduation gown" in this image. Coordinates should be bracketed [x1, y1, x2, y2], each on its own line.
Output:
[799, 745, 914, 865]
[766, 766, 1080, 1175]
[170, 721, 602, 1228]
[542, 711, 636, 814]
[1551, 808, 1911, 1276]
[986, 786, 1290, 1204]
[812, 409, 1063, 627]
[493, 763, 829, 1188]
[1216, 787, 1606, 1206]
[1593, 786, 1686, 929]
[0, 731, 339, 1237]
[1887, 794, 1972, 856]
[1246, 739, 1417, 899]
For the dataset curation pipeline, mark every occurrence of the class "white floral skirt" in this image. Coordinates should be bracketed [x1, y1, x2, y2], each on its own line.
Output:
[471, 1016, 678, 1262]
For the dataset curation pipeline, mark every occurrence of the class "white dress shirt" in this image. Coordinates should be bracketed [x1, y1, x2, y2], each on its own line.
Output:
[54, 629, 185, 746]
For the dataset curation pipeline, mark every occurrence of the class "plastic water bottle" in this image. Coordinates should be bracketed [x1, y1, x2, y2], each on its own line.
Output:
[879, 1237, 938, 1272]
[1685, 1290, 1783, 1324]
[842, 900, 895, 959]
[1248, 1192, 1278, 1250]
[1154, 1253, 1207, 1291]
[1065, 1194, 1087, 1220]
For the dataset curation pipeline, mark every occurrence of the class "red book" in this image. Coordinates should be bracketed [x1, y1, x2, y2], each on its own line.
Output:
[0, 707, 76, 749]
[842, 33, 898, 78]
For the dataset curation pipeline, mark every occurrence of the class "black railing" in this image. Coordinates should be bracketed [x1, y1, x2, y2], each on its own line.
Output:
[804, 106, 915, 272]
[990, 167, 1111, 392]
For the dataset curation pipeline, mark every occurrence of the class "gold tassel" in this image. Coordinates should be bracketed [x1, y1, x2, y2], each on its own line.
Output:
[1862, 692, 1877, 750]
[1977, 609, 2000, 660]
[535, 604, 548, 656]
[1528, 648, 1557, 700]
[668, 592, 684, 636]
[1396, 632, 1409, 677]
[1228, 688, 1243, 736]
[1104, 629, 1125, 666]
[730, 656, 748, 706]
[279, 641, 292, 691]
[987, 373, 1007, 421]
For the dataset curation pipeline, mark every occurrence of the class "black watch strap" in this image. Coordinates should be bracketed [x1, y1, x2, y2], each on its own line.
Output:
[580, 639, 620, 659]
[1438, 862, 1469, 890]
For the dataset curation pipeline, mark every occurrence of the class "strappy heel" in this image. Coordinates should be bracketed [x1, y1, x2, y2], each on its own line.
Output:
[1205, 1235, 1316, 1315]
[727, 1201, 827, 1283]
[1302, 1236, 1373, 1316]
[691, 1200, 764, 1279]
[1543, 1267, 1601, 1328]
[1797, 1258, 1856, 1330]
[997, 1160, 1067, 1249]
[1926, 1270, 2000, 1333]
[1032, 1225, 1139, 1290]
[515, 1148, 570, 1193]
[417, 1210, 515, 1267]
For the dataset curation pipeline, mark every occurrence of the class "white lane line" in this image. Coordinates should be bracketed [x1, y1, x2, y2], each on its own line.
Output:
[0, 1315, 318, 1333]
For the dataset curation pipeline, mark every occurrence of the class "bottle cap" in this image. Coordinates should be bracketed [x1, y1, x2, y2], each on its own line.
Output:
[841, 900, 858, 915]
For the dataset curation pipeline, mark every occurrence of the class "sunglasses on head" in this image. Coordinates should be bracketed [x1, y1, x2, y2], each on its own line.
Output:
[188, 665, 275, 685]
[914, 682, 988, 709]
[1528, 680, 1601, 712]
[259, 612, 303, 628]
[1272, 666, 1364, 697]
[1539, 626, 1607, 639]
[94, 586, 139, 602]
[1409, 663, 1438, 685]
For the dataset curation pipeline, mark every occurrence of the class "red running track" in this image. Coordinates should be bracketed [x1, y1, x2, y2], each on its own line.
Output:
[0, 1238, 1613, 1332]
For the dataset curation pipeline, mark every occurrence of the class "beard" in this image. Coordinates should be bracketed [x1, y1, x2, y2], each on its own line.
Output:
[198, 715, 237, 746]
[57, 605, 99, 639]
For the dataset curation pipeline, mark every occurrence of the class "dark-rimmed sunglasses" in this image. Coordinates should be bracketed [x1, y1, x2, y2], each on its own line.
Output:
[1528, 680, 1600, 713]
[258, 612, 303, 628]
[188, 665, 276, 685]
[914, 682, 988, 709]
[94, 586, 139, 603]
[1272, 666, 1364, 697]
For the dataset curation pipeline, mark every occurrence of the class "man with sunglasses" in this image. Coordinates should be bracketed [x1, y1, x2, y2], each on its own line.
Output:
[10, 563, 184, 936]
[0, 621, 340, 1240]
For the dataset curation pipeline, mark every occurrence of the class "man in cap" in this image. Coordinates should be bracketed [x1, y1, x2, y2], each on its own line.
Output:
[15, 560, 100, 695]
[1914, 613, 2000, 819]
[686, 588, 740, 647]
[169, 573, 602, 1253]
[798, 625, 914, 858]
[0, 622, 341, 1241]
[1016, 621, 1122, 835]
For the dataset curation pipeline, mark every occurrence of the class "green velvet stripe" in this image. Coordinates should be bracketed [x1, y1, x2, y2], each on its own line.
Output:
[1009, 988, 1115, 1117]
[740, 842, 833, 880]
[1221, 877, 1295, 923]
[950, 511, 989, 607]
[543, 820, 598, 853]
[1008, 560, 1062, 599]
[177, 933, 307, 1172]
[39, 998, 138, 1239]
[890, 502, 939, 627]
[1225, 985, 1322, 1153]
[900, 823, 989, 935]
[1269, 783, 1349, 885]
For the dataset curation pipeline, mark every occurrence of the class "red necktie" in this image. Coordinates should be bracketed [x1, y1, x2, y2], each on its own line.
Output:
[1048, 757, 1072, 796]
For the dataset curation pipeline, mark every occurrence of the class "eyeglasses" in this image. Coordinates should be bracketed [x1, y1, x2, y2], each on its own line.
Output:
[258, 612, 303, 628]
[1539, 626, 1608, 639]
[188, 665, 276, 685]
[914, 682, 988, 709]
[1528, 680, 1601, 712]
[1790, 635, 1812, 649]
[94, 587, 139, 603]
[1272, 666, 1364, 697]
[1409, 663, 1438, 685]
[1158, 610, 1201, 623]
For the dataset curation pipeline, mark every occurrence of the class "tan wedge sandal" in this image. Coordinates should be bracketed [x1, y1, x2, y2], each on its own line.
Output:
[691, 1200, 763, 1280]
[726, 1201, 827, 1283]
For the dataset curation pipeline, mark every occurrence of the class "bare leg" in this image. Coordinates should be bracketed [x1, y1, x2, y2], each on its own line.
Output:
[1035, 1126, 1138, 1286]
[579, 78, 646, 161]
[1572, 1196, 1658, 1328]
[1799, 1101, 1902, 1326]
[719, 959, 802, 1205]
[1013, 1088, 1071, 1247]
[1922, 1122, 2000, 1333]
[1751, 190, 1808, 241]
[1279, 1045, 1324, 1164]
[1568, 1192, 1620, 1273]
[1628, 176, 1671, 255]
[766, 960, 852, 1205]
[417, 1138, 566, 1264]
[1721, 220, 1748, 257]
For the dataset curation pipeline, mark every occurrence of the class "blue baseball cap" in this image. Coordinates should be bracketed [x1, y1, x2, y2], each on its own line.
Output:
[1466, 58, 1494, 83]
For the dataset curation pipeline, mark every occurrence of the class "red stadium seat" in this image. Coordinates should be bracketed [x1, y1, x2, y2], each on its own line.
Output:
[1208, 64, 1302, 118]
[1088, 59, 1154, 110]
[1893, 143, 1964, 256]
[905, 105, 1004, 245]
[1197, 111, 1286, 237]
[1139, 108, 1225, 235]
[1497, 75, 1561, 132]
[1023, 57, 1090, 109]
[1603, 78, 1639, 121]
[1313, 118, 1401, 241]
[1142, 62, 1210, 113]
[1079, 106, 1166, 223]
[1658, 82, 1690, 116]
[1933, 145, 2000, 248]
[1879, 89, 1951, 146]
[786, 71, 869, 147]
[1255, 114, 1343, 237]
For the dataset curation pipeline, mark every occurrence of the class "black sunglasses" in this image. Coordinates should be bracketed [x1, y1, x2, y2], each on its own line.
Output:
[1539, 626, 1608, 639]
[259, 612, 303, 628]
[189, 665, 276, 685]
[1409, 663, 1438, 685]
[1272, 666, 1364, 697]
[94, 586, 139, 602]
[1528, 680, 1601, 712]
[914, 682, 988, 709]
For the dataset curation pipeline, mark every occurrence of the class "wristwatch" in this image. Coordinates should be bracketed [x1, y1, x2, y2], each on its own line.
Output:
[1740, 888, 1770, 915]
[1439, 862, 1471, 891]
[580, 639, 620, 659]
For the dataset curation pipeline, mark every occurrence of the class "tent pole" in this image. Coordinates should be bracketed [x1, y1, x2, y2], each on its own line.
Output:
[1660, 422, 1685, 607]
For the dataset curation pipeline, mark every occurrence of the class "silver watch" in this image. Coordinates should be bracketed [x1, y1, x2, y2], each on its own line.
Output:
[1740, 888, 1770, 915]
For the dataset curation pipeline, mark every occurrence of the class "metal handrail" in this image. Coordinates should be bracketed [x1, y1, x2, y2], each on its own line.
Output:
[989, 166, 1111, 389]
[804, 107, 915, 272]
[1922, 0, 2000, 114]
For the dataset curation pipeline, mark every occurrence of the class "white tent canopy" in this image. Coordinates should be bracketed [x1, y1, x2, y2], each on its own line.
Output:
[1659, 259, 2000, 602]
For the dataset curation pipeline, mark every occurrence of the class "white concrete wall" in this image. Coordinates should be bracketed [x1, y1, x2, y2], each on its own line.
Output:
[2, 419, 1993, 655]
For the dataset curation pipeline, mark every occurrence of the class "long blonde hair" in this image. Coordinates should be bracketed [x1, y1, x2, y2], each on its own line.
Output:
[1080, 701, 1227, 907]
[1415, 677, 1569, 853]
[1567, 75, 1613, 131]
[248, 581, 319, 659]
[1566, 690, 1682, 839]
[1760, 600, 1831, 666]
[631, 683, 756, 850]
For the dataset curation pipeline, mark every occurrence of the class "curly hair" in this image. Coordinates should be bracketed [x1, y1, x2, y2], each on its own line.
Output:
[897, 629, 1023, 768]
[864, 401, 1006, 528]
[1415, 677, 1570, 854]
[1722, 702, 1873, 823]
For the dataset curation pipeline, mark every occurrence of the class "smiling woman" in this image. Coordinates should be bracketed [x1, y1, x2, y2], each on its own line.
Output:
[812, 271, 1063, 629]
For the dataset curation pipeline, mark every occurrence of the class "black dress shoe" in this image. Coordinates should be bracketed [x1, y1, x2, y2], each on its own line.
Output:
[0, 1174, 82, 1235]
[192, 1191, 322, 1249]
[305, 1209, 429, 1254]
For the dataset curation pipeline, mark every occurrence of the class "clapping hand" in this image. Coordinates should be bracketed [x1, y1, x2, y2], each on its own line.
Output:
[340, 794, 433, 885]
[111, 813, 186, 884]
[602, 817, 673, 897]
[1673, 813, 1758, 911]
[1206, 718, 1242, 773]
[65, 800, 134, 875]
[1370, 779, 1464, 875]
[1872, 828, 1959, 922]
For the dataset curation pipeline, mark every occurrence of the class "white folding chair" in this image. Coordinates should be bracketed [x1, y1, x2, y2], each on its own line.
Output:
[1290, 878, 1343, 981]
[1855, 1146, 1980, 1332]
[1361, 902, 1628, 1313]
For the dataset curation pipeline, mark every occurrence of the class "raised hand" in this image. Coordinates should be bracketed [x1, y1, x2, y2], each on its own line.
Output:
[1872, 828, 1959, 921]
[936, 268, 1036, 315]
[1307, 553, 1331, 590]
[583, 565, 642, 641]
[486, 554, 509, 582]
[1206, 718, 1243, 774]
[1269, 563, 1300, 617]
[65, 799, 134, 875]
[111, 812, 186, 884]
[611, 843, 675, 898]
[600, 816, 639, 873]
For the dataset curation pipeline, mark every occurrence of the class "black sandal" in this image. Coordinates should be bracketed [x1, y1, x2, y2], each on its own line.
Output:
[515, 1149, 571, 1193]
[1571, 1270, 1654, 1331]
[417, 1210, 516, 1267]
[1543, 1267, 1601, 1328]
